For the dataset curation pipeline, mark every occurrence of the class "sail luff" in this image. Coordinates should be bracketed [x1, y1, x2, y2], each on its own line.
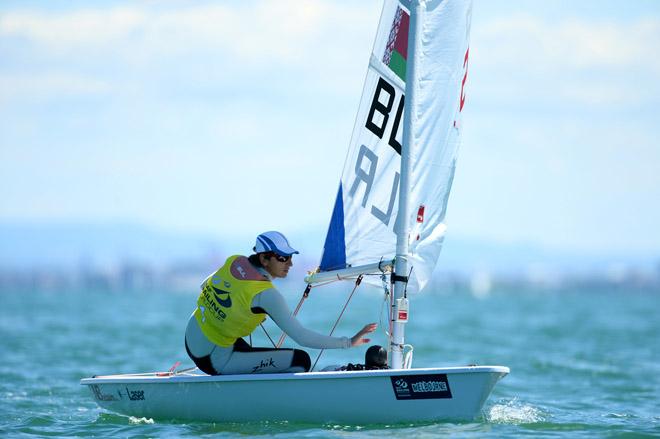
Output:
[389, 0, 423, 370]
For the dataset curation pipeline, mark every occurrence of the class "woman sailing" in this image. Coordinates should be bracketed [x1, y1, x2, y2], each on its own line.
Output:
[185, 230, 377, 375]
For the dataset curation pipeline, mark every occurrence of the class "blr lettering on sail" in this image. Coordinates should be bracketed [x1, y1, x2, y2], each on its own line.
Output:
[350, 77, 405, 229]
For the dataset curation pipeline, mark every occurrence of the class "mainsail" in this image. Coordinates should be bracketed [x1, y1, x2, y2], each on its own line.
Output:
[319, 0, 472, 294]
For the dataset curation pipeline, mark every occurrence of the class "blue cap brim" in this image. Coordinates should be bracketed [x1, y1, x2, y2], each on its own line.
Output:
[274, 247, 299, 257]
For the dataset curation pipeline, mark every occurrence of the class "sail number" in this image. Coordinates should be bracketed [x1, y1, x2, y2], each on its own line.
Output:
[350, 47, 469, 229]
[347, 76, 404, 229]
[365, 77, 404, 155]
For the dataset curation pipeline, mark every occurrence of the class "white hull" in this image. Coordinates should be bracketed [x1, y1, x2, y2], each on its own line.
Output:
[81, 366, 508, 423]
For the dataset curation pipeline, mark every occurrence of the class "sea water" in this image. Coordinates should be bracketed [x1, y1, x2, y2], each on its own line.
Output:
[1, 283, 659, 437]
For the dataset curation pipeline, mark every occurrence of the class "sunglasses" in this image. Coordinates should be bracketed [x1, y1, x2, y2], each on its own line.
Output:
[274, 254, 292, 263]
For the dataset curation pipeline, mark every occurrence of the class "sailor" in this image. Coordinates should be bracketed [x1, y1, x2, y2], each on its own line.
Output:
[185, 230, 377, 375]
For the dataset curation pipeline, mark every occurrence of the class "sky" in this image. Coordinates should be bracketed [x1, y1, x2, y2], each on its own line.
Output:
[1, 0, 660, 258]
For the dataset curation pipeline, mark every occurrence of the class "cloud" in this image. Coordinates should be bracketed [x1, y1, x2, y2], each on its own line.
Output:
[0, 73, 111, 101]
[469, 14, 660, 108]
[0, 2, 377, 64]
[474, 14, 660, 71]
[4, 3, 658, 107]
[0, 1, 379, 103]
[0, 7, 144, 49]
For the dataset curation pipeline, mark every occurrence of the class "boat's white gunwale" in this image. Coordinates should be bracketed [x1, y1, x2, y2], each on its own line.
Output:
[81, 365, 509, 385]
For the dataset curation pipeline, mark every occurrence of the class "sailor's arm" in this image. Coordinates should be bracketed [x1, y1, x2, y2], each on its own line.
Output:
[252, 288, 352, 349]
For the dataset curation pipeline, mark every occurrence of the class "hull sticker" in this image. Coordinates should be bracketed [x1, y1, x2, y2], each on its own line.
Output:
[390, 374, 452, 400]
[125, 387, 145, 401]
[90, 384, 118, 401]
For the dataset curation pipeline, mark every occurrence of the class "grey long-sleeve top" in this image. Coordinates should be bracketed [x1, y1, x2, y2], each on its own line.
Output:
[251, 268, 351, 349]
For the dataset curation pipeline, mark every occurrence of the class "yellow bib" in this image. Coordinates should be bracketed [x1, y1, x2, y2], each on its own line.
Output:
[194, 255, 273, 347]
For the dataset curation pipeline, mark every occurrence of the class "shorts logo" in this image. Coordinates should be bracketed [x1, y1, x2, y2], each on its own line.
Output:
[390, 374, 452, 400]
[252, 358, 276, 373]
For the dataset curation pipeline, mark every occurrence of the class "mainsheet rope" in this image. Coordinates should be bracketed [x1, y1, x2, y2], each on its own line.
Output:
[259, 323, 277, 348]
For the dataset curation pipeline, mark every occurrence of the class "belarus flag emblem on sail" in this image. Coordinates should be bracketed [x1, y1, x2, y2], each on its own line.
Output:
[320, 0, 472, 294]
[383, 7, 410, 81]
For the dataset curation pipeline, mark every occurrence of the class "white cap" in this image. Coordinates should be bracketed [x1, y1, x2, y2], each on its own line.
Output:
[254, 231, 299, 256]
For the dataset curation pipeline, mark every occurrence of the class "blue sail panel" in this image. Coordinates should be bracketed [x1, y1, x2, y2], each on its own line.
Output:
[319, 184, 347, 271]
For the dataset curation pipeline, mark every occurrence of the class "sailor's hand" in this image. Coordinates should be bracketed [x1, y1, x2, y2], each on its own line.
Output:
[350, 323, 377, 347]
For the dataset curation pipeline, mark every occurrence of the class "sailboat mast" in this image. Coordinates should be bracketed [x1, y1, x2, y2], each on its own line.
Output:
[390, 0, 423, 370]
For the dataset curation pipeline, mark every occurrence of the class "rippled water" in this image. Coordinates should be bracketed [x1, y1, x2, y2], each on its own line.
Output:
[1, 284, 659, 437]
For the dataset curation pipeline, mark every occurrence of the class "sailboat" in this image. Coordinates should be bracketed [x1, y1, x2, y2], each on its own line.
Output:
[81, 0, 508, 423]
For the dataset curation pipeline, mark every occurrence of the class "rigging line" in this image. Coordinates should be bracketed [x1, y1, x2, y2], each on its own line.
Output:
[311, 274, 363, 372]
[404, 266, 413, 298]
[276, 284, 312, 348]
[173, 366, 198, 375]
[379, 272, 391, 338]
[260, 323, 277, 348]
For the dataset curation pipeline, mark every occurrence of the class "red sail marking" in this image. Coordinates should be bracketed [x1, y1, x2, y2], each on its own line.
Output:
[459, 47, 469, 112]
